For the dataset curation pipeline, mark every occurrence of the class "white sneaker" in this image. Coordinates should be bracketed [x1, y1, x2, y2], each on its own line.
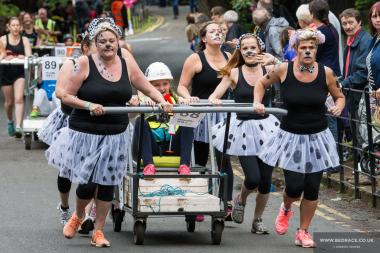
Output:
[57, 203, 71, 226]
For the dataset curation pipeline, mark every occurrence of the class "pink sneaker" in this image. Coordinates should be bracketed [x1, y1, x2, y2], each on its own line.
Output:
[178, 164, 191, 175]
[295, 229, 316, 248]
[195, 215, 204, 222]
[275, 203, 294, 235]
[143, 164, 156, 175]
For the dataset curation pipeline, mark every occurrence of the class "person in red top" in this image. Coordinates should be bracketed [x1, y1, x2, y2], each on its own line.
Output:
[111, 0, 125, 29]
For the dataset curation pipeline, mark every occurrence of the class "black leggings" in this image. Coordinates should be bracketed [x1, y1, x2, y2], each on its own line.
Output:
[76, 183, 114, 202]
[57, 175, 71, 194]
[283, 170, 323, 201]
[238, 156, 273, 194]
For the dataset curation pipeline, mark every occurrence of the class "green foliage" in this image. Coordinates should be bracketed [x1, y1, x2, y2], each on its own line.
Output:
[0, 0, 20, 17]
[355, 0, 376, 10]
[230, 0, 252, 12]
[230, 0, 253, 31]
[44, 0, 70, 9]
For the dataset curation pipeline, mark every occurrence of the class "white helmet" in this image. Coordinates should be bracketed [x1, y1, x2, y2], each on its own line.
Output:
[145, 62, 173, 81]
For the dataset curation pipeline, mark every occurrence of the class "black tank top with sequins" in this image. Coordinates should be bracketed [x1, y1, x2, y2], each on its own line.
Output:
[69, 55, 132, 135]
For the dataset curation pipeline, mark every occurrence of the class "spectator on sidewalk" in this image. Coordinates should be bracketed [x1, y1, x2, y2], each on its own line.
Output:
[172, 0, 179, 19]
[185, 13, 198, 52]
[210, 6, 226, 23]
[189, 0, 198, 13]
[21, 12, 38, 47]
[339, 8, 371, 118]
[223, 10, 246, 53]
[75, 0, 90, 33]
[368, 1, 380, 93]
[252, 8, 289, 59]
[111, 0, 125, 30]
[296, 4, 316, 29]
[35, 8, 61, 45]
[280, 26, 297, 62]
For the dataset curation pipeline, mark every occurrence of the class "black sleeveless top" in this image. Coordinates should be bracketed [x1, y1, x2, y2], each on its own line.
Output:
[191, 51, 228, 99]
[5, 34, 25, 56]
[234, 66, 268, 120]
[280, 62, 328, 134]
[0, 35, 25, 85]
[69, 55, 132, 135]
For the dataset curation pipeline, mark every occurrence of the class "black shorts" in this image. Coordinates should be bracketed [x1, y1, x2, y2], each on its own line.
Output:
[0, 65, 24, 86]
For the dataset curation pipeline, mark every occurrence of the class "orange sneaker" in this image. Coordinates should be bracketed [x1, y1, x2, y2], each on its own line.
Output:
[143, 164, 156, 175]
[178, 164, 191, 175]
[63, 212, 83, 239]
[91, 230, 111, 247]
[275, 203, 294, 235]
[295, 229, 316, 248]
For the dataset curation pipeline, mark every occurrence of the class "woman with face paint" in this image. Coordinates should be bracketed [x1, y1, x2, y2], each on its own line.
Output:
[209, 33, 280, 234]
[253, 29, 345, 248]
[46, 18, 172, 247]
[40, 33, 98, 231]
[177, 21, 234, 221]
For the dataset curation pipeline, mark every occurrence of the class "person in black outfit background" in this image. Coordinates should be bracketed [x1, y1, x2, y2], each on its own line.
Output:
[0, 17, 32, 138]
[209, 33, 280, 234]
[177, 21, 234, 221]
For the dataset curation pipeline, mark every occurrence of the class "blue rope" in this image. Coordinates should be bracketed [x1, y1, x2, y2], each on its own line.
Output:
[139, 184, 188, 198]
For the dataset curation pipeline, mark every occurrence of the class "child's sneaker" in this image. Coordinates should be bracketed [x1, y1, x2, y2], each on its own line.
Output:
[295, 229, 316, 248]
[275, 203, 294, 235]
[143, 164, 156, 175]
[7, 121, 15, 136]
[63, 212, 83, 239]
[178, 164, 191, 175]
[91, 230, 111, 247]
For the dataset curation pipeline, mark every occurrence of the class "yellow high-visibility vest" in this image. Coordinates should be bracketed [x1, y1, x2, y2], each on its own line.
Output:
[35, 18, 56, 44]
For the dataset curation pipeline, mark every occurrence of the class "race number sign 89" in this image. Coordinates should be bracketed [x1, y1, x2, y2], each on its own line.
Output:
[42, 57, 60, 81]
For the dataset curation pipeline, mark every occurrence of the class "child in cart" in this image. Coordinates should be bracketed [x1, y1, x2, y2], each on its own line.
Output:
[29, 67, 60, 118]
[133, 62, 195, 176]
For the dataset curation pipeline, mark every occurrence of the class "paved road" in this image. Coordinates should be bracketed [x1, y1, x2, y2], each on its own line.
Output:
[0, 5, 374, 253]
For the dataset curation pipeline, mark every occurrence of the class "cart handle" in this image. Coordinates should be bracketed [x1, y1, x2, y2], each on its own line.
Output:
[102, 106, 287, 115]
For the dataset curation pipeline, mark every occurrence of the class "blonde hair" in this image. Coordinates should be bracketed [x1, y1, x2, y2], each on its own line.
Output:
[296, 4, 313, 24]
[289, 28, 326, 48]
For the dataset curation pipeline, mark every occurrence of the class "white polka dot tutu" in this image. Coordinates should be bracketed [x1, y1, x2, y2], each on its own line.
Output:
[212, 114, 280, 156]
[45, 124, 133, 186]
[258, 128, 340, 173]
[193, 112, 227, 143]
[37, 107, 68, 145]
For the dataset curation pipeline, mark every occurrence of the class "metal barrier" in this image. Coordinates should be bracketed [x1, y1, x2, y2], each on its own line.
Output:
[323, 87, 380, 208]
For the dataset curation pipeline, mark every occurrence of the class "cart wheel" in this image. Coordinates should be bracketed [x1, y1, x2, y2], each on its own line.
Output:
[133, 221, 145, 245]
[112, 209, 125, 232]
[211, 220, 224, 245]
[186, 215, 196, 232]
[25, 134, 32, 150]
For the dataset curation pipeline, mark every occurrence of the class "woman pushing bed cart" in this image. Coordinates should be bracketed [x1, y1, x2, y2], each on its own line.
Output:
[106, 104, 287, 245]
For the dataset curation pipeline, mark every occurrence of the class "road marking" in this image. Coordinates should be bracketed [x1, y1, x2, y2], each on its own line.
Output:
[317, 203, 351, 220]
